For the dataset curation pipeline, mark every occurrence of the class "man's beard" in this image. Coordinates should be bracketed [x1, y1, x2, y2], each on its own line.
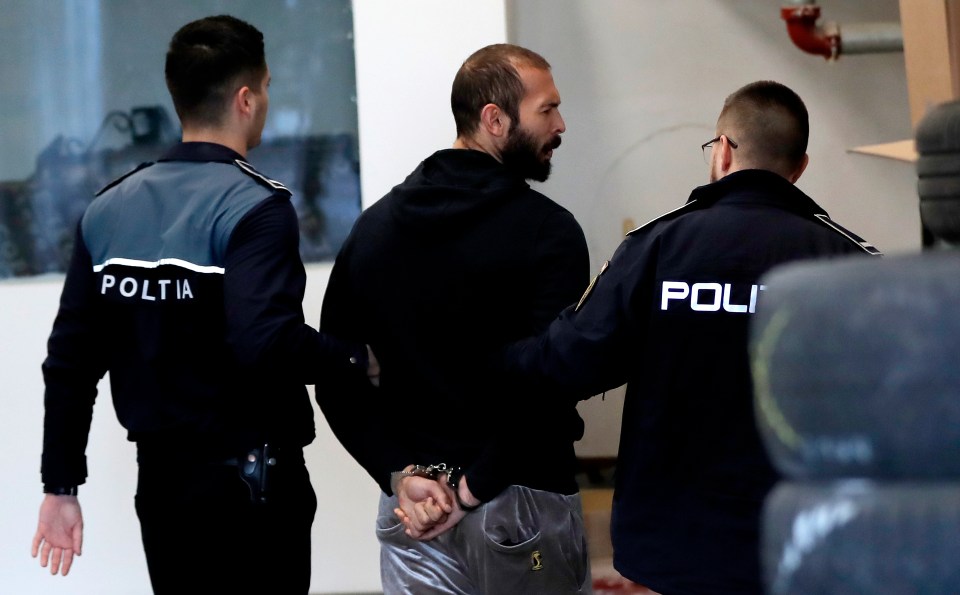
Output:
[501, 125, 561, 182]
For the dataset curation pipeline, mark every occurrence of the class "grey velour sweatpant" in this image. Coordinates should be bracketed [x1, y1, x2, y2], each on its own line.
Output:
[377, 484, 593, 594]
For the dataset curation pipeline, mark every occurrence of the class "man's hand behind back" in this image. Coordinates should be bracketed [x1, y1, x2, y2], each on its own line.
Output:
[395, 473, 481, 541]
[393, 475, 453, 538]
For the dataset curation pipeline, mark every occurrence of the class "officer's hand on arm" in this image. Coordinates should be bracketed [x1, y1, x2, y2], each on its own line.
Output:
[32, 495, 83, 576]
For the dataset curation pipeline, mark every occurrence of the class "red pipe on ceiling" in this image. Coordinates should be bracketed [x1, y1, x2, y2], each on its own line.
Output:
[781, 4, 840, 61]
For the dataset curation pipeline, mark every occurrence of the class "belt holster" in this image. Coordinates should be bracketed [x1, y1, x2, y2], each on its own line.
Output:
[237, 443, 275, 505]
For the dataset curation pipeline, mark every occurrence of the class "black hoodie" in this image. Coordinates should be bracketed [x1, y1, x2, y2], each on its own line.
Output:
[318, 148, 590, 500]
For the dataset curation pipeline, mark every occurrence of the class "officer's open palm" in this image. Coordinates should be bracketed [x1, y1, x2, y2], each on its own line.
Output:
[32, 495, 83, 576]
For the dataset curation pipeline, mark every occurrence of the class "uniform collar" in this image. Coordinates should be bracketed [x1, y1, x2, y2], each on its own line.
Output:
[158, 142, 245, 164]
[686, 169, 828, 219]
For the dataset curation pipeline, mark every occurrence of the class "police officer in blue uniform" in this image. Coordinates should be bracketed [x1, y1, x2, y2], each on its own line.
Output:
[31, 15, 373, 594]
[506, 80, 880, 595]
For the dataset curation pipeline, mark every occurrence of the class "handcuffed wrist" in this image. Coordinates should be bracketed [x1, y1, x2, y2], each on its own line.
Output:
[389, 464, 436, 495]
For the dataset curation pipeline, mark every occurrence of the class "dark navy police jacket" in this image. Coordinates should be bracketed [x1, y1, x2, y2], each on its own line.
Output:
[41, 142, 365, 487]
[507, 169, 879, 595]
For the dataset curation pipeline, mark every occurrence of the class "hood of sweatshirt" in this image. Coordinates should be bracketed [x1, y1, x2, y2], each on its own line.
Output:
[386, 148, 530, 233]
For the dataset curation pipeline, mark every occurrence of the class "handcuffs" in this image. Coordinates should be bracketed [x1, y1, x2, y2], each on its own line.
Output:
[390, 463, 480, 511]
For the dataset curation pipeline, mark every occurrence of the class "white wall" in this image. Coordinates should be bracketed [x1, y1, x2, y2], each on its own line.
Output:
[1, 1, 923, 594]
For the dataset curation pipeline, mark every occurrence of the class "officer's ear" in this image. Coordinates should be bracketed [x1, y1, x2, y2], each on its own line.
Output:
[787, 153, 809, 184]
[236, 85, 255, 118]
[716, 134, 736, 176]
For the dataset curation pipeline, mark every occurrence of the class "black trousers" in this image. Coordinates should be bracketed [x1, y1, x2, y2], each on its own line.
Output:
[135, 450, 317, 595]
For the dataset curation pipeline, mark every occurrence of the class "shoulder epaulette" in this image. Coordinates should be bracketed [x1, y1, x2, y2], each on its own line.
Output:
[95, 161, 154, 196]
[814, 214, 883, 255]
[233, 159, 291, 196]
[626, 200, 701, 236]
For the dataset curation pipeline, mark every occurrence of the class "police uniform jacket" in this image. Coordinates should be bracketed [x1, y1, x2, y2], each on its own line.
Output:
[40, 142, 367, 488]
[507, 168, 880, 595]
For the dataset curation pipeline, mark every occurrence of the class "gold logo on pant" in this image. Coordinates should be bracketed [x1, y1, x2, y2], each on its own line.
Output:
[531, 550, 543, 571]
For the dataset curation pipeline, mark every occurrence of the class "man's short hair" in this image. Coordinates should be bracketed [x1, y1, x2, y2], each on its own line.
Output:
[165, 15, 266, 128]
[451, 44, 551, 137]
[718, 80, 809, 173]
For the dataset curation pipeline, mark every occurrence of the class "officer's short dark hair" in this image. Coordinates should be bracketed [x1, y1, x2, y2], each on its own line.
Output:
[165, 15, 266, 128]
[718, 80, 809, 173]
[451, 44, 551, 138]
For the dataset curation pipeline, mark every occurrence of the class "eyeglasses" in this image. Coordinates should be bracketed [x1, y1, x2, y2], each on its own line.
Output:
[701, 135, 738, 164]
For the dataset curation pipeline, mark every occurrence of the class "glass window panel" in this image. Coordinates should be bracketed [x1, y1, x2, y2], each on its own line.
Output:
[0, 0, 360, 278]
